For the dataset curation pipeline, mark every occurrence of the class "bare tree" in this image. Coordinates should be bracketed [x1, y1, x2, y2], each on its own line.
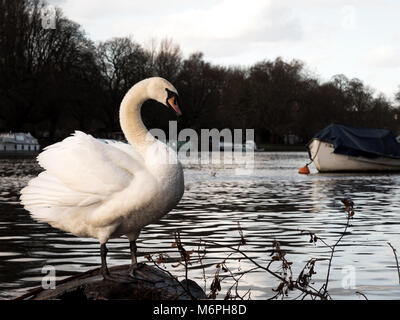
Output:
[0, 0, 98, 142]
[176, 52, 225, 129]
[395, 86, 400, 106]
[96, 36, 153, 131]
[152, 38, 182, 82]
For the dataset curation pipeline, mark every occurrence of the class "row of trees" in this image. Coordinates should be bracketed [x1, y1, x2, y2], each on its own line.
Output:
[1, 0, 400, 146]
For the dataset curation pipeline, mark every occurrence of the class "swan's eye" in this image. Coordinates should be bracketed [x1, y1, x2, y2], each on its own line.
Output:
[166, 88, 175, 99]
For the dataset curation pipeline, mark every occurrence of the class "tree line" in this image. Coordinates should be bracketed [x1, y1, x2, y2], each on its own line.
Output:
[1, 0, 400, 146]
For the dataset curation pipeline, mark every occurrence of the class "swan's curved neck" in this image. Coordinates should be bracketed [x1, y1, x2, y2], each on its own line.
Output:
[119, 80, 155, 155]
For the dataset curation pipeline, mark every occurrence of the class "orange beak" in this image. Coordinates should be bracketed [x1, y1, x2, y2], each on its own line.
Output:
[168, 96, 182, 116]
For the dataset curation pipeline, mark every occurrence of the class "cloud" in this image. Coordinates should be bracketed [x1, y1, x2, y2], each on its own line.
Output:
[110, 0, 303, 57]
[49, 0, 176, 19]
[48, 0, 303, 58]
[365, 45, 400, 68]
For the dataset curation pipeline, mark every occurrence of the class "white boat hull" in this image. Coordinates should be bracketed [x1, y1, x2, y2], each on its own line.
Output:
[308, 139, 400, 172]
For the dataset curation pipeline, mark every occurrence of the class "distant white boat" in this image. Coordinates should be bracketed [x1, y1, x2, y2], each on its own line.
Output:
[308, 124, 400, 172]
[308, 139, 400, 172]
[0, 132, 40, 154]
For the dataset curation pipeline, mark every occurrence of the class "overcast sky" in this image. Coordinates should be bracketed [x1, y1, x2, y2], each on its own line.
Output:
[47, 0, 400, 100]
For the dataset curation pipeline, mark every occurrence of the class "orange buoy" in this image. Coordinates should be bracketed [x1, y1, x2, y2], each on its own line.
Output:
[298, 165, 310, 175]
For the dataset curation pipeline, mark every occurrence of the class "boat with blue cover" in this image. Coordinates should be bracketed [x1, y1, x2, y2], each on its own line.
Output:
[307, 123, 400, 172]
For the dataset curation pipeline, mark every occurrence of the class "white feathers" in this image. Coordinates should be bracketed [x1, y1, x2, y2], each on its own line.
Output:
[20, 132, 146, 231]
[37, 131, 136, 195]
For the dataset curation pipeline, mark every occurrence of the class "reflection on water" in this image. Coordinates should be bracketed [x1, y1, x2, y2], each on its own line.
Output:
[1, 153, 400, 299]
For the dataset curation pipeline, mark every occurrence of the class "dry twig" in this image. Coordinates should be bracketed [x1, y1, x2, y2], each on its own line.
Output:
[387, 242, 400, 284]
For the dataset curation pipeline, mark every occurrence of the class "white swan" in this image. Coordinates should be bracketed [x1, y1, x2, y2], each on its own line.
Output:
[20, 77, 184, 278]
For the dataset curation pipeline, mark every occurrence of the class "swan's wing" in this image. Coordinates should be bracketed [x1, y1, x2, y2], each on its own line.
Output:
[21, 171, 104, 208]
[38, 131, 144, 195]
[102, 139, 143, 165]
[20, 131, 146, 223]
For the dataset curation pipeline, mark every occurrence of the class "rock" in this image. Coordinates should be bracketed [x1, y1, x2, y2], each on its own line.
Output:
[15, 264, 207, 300]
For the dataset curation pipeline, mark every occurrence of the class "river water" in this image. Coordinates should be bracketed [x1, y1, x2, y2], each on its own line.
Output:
[1, 152, 400, 300]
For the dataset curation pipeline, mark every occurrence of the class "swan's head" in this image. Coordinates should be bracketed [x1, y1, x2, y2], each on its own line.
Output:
[147, 77, 182, 116]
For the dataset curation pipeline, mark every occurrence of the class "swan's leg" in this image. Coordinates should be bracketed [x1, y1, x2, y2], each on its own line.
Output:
[128, 240, 138, 276]
[100, 243, 111, 279]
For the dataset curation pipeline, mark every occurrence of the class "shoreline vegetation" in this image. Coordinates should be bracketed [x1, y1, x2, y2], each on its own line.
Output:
[1, 1, 400, 149]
